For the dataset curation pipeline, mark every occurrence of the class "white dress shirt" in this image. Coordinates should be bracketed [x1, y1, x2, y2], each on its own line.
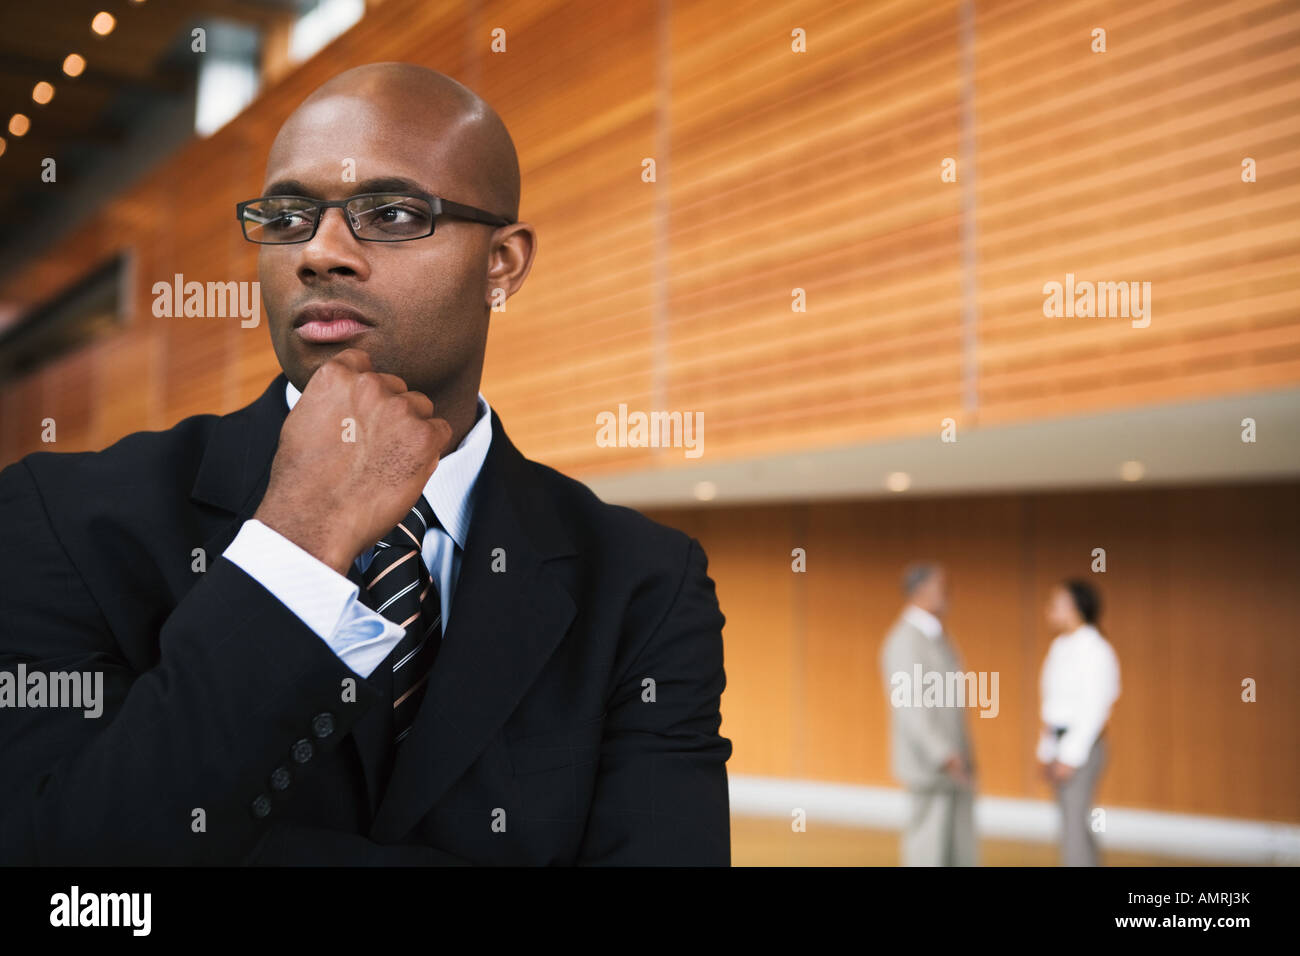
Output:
[902, 604, 944, 640]
[222, 379, 492, 678]
[1036, 623, 1121, 767]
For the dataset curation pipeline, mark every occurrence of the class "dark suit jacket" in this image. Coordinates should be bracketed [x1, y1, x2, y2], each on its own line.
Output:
[0, 373, 731, 865]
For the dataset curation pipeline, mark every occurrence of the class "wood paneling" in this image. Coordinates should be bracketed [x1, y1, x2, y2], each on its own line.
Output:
[651, 481, 1300, 823]
[2, 0, 1294, 469]
[973, 0, 1300, 425]
[670, 507, 802, 779]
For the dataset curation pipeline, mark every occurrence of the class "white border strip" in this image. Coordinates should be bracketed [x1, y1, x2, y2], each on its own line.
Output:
[729, 774, 1300, 864]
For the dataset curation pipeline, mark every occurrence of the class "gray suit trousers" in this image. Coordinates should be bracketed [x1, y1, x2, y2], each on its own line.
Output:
[1054, 735, 1108, 866]
[902, 781, 976, 866]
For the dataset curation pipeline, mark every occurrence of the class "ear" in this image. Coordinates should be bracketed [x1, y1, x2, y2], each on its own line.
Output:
[485, 222, 537, 304]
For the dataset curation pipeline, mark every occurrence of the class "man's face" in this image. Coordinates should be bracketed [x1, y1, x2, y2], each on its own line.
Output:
[1046, 586, 1076, 632]
[916, 569, 948, 617]
[258, 93, 495, 397]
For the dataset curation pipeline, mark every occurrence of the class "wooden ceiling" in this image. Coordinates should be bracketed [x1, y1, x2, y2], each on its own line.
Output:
[0, 0, 301, 255]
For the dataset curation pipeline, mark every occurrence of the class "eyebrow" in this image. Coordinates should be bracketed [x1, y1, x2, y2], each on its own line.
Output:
[261, 176, 432, 198]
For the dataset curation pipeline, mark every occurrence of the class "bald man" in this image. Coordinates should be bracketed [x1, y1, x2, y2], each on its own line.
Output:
[0, 64, 731, 865]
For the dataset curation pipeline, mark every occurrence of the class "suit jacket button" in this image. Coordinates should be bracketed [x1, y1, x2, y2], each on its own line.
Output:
[251, 794, 272, 819]
[311, 713, 335, 739]
[270, 766, 292, 791]
[291, 739, 314, 764]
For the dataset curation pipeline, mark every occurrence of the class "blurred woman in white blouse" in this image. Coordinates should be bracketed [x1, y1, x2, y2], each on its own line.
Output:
[1036, 580, 1120, 866]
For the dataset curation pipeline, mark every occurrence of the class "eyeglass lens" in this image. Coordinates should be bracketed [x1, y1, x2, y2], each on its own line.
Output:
[241, 195, 435, 242]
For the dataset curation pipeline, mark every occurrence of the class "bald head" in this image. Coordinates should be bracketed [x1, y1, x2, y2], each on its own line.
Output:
[270, 62, 520, 221]
[255, 61, 538, 454]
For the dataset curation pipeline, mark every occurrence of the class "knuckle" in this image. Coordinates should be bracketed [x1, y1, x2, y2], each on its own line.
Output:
[418, 420, 444, 451]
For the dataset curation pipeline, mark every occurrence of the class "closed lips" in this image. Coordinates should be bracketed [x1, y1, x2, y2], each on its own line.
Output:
[294, 306, 372, 327]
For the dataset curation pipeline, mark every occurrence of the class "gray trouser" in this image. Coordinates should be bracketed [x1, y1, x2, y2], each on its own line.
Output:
[1054, 735, 1108, 866]
[902, 782, 976, 866]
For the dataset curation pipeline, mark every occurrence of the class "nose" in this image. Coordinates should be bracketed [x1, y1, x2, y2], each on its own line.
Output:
[295, 206, 370, 282]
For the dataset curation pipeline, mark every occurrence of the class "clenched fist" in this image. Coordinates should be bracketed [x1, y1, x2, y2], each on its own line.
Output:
[253, 349, 453, 576]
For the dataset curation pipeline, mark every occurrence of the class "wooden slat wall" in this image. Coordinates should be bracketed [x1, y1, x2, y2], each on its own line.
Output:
[656, 0, 969, 465]
[651, 481, 1300, 823]
[974, 0, 1300, 422]
[471, 0, 661, 469]
[2, 0, 1295, 469]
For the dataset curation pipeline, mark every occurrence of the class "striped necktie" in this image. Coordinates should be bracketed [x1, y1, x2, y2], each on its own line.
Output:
[360, 496, 443, 745]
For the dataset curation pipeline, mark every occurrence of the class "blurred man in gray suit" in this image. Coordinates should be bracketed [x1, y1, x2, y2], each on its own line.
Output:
[879, 562, 977, 866]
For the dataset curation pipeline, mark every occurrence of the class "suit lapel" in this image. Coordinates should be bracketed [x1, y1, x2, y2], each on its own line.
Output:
[370, 410, 578, 844]
[191, 372, 290, 560]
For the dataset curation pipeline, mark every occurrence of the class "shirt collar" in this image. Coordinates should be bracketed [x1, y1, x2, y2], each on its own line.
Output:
[902, 604, 944, 640]
[1060, 622, 1101, 642]
[284, 378, 492, 550]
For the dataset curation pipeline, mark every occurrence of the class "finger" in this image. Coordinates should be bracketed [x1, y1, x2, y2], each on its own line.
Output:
[426, 417, 454, 454]
[402, 390, 435, 418]
[331, 348, 373, 373]
[367, 371, 408, 394]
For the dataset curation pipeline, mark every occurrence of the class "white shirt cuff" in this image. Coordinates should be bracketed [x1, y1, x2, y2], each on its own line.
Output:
[222, 519, 406, 677]
[1036, 730, 1056, 763]
[1057, 728, 1099, 768]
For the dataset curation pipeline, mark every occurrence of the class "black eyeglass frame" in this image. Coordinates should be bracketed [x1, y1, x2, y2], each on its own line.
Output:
[234, 191, 516, 243]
